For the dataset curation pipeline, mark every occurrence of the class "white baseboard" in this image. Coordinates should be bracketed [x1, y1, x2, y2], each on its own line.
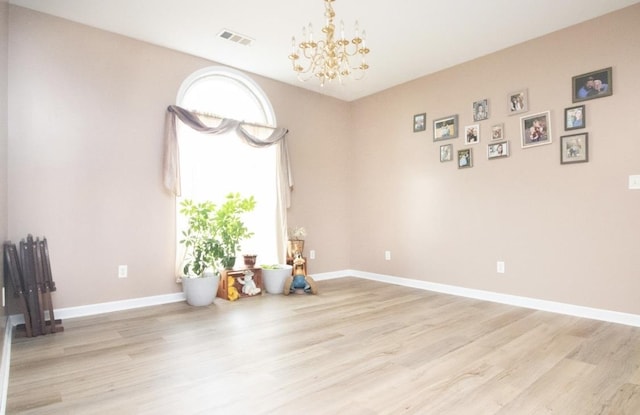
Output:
[9, 292, 186, 325]
[346, 270, 640, 328]
[311, 270, 350, 281]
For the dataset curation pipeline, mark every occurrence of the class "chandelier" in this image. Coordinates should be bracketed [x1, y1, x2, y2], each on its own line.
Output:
[288, 0, 370, 86]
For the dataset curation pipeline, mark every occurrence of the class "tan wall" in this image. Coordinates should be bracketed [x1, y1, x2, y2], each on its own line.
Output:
[7, 6, 351, 308]
[350, 4, 640, 314]
[8, 4, 640, 316]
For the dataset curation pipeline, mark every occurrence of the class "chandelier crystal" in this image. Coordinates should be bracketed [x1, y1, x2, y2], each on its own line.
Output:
[288, 0, 370, 86]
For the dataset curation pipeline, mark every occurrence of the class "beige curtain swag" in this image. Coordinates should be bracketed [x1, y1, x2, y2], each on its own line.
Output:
[163, 105, 293, 207]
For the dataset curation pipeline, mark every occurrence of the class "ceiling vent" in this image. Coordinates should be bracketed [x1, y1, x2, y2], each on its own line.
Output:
[218, 29, 254, 46]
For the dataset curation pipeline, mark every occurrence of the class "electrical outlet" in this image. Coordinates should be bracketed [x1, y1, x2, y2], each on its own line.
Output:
[309, 250, 316, 259]
[497, 261, 505, 274]
[118, 265, 128, 278]
[385, 251, 391, 261]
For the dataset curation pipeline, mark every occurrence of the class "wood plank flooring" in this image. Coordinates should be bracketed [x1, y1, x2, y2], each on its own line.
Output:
[7, 277, 640, 414]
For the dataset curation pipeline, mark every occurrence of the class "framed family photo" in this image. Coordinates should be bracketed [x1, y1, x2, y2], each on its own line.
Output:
[473, 99, 489, 121]
[464, 124, 480, 145]
[564, 105, 585, 131]
[433, 114, 458, 141]
[521, 111, 552, 148]
[488, 141, 509, 159]
[413, 113, 426, 132]
[572, 67, 612, 103]
[491, 123, 504, 140]
[457, 149, 473, 169]
[507, 89, 528, 115]
[560, 133, 589, 164]
[440, 144, 453, 162]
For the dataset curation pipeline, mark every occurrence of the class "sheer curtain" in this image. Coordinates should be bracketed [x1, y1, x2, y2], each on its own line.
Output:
[163, 71, 292, 279]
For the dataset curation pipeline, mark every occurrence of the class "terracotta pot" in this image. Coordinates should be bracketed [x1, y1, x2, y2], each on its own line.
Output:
[243, 255, 257, 267]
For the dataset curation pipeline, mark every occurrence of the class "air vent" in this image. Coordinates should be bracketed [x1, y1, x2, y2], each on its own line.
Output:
[218, 29, 254, 46]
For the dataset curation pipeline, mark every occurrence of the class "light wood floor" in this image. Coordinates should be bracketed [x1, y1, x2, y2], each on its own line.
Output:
[7, 277, 640, 414]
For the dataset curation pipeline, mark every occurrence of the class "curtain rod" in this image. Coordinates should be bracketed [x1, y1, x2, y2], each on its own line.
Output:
[188, 108, 278, 130]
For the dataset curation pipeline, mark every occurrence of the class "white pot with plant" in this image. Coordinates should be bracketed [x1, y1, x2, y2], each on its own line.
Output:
[180, 199, 222, 306]
[261, 264, 293, 294]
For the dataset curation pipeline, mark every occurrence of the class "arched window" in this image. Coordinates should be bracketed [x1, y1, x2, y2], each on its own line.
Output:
[176, 67, 280, 269]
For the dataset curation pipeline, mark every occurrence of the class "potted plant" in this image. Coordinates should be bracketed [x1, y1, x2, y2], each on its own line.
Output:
[179, 193, 256, 306]
[179, 199, 223, 306]
[261, 264, 293, 294]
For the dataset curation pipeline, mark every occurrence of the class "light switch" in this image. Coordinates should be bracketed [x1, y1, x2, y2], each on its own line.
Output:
[629, 175, 640, 190]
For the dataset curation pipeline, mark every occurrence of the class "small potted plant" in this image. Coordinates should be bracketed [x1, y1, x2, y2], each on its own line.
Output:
[243, 254, 257, 267]
[261, 263, 293, 294]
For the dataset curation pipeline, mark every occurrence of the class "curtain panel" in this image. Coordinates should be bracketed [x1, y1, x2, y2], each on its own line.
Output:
[163, 105, 293, 265]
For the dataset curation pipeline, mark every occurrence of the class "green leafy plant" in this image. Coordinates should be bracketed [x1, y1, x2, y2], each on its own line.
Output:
[179, 193, 256, 277]
[214, 193, 256, 263]
[180, 200, 223, 277]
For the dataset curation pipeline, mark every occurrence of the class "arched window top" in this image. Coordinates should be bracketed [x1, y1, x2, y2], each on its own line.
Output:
[177, 66, 276, 127]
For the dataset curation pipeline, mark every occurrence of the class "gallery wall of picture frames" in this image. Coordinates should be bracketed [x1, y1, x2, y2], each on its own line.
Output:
[412, 66, 611, 168]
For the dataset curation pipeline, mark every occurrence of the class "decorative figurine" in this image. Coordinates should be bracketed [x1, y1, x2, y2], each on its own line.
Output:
[284, 255, 318, 295]
[238, 269, 261, 296]
[227, 276, 240, 301]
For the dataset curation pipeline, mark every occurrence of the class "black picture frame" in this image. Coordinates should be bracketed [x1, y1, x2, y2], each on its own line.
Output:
[457, 148, 473, 169]
[572, 67, 612, 103]
[564, 105, 586, 131]
[560, 133, 589, 164]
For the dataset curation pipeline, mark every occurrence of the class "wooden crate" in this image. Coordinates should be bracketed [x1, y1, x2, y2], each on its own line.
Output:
[217, 268, 263, 300]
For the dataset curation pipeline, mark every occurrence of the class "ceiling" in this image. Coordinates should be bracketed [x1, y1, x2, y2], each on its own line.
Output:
[10, 0, 640, 102]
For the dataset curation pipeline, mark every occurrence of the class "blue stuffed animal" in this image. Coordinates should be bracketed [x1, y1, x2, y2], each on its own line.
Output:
[284, 255, 317, 295]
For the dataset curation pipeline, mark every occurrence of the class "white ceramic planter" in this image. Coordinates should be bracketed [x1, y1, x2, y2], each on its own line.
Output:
[262, 265, 293, 294]
[182, 272, 220, 306]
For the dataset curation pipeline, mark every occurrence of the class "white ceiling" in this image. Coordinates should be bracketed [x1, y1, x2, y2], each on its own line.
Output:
[9, 0, 640, 102]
